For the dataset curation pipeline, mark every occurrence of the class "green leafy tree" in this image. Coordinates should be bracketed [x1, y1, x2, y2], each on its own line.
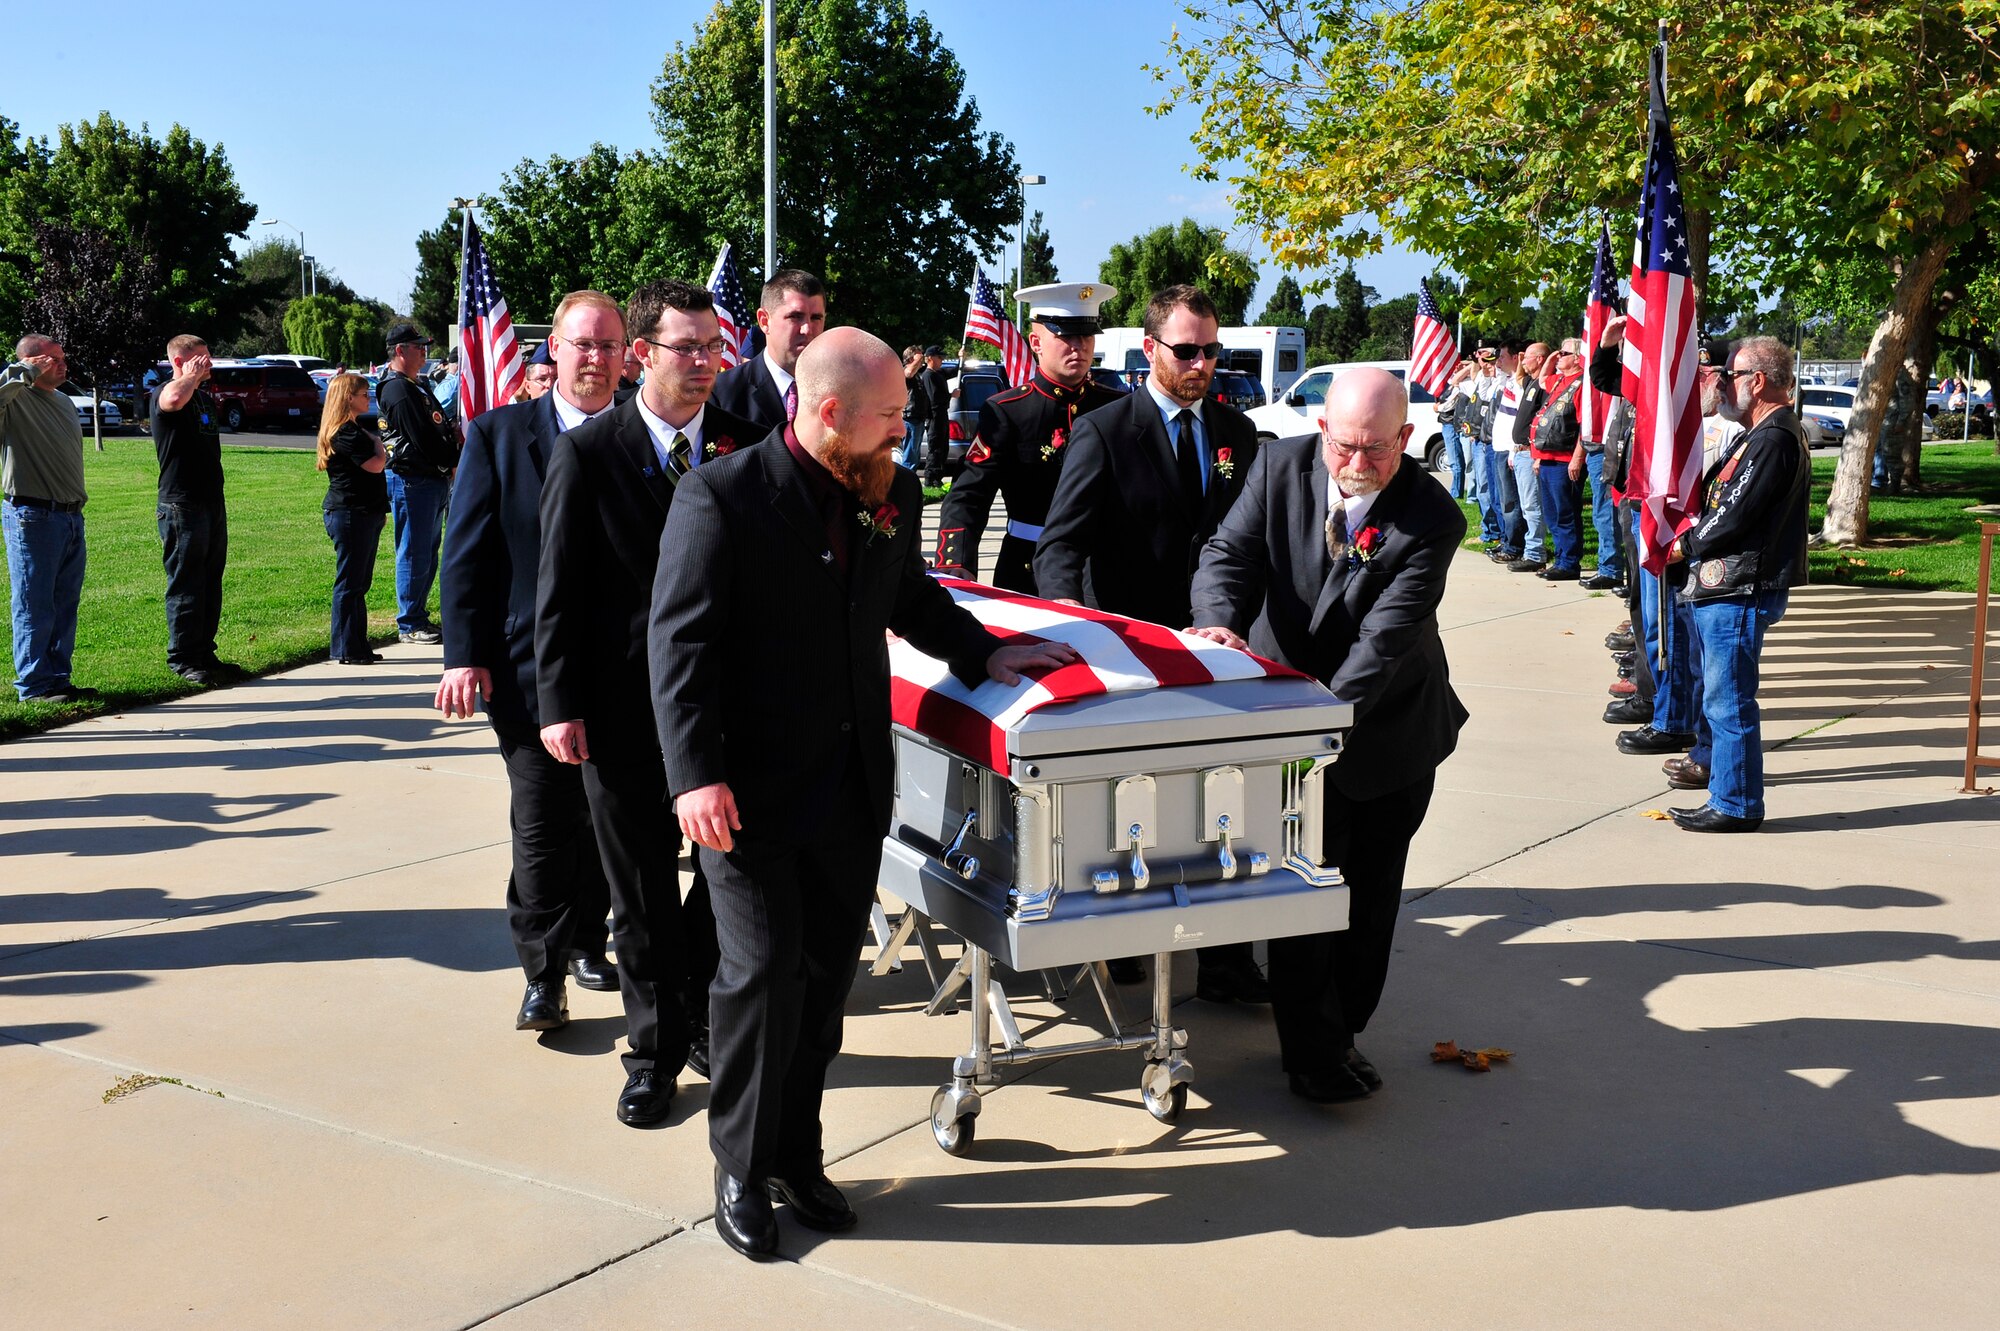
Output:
[1098, 219, 1258, 327]
[1254, 274, 1308, 327]
[649, 0, 1019, 349]
[0, 113, 265, 347]
[478, 144, 661, 320]
[20, 220, 160, 450]
[1021, 210, 1059, 289]
[410, 208, 465, 343]
[282, 295, 343, 362]
[228, 237, 310, 356]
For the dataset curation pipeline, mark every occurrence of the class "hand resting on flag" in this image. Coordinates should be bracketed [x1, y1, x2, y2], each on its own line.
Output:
[984, 639, 1081, 687]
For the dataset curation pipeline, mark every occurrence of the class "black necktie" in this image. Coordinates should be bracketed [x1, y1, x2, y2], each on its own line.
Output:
[1173, 408, 1203, 508]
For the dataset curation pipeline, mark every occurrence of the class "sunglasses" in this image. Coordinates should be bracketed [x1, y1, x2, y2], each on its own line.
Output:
[1160, 341, 1225, 363]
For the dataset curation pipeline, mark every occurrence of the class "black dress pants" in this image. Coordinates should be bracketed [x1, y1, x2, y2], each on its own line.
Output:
[698, 804, 881, 1184]
[580, 749, 706, 1076]
[492, 714, 610, 982]
[1268, 773, 1436, 1076]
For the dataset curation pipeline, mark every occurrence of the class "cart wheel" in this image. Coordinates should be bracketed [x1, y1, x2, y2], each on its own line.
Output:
[930, 1085, 978, 1156]
[1141, 1060, 1190, 1123]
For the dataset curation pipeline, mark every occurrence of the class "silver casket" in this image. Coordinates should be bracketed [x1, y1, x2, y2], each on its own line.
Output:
[879, 579, 1355, 1149]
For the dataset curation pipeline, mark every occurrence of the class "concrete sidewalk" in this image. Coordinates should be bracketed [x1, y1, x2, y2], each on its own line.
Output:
[2, 546, 1996, 1329]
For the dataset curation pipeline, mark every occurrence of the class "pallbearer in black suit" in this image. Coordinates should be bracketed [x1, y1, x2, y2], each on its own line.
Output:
[1034, 283, 1269, 1000]
[651, 328, 1077, 1260]
[535, 280, 759, 1127]
[1191, 368, 1468, 1103]
[934, 281, 1125, 592]
[437, 291, 623, 1036]
[707, 269, 827, 433]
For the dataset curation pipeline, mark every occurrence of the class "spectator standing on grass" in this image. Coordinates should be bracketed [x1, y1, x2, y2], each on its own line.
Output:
[150, 334, 241, 686]
[900, 345, 929, 470]
[378, 323, 458, 645]
[316, 374, 388, 666]
[1, 334, 95, 702]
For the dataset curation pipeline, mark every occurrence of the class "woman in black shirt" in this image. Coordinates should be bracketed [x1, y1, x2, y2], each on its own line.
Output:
[316, 374, 388, 664]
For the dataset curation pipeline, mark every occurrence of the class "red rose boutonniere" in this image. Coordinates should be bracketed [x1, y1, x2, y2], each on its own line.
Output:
[1352, 524, 1384, 565]
[1212, 446, 1236, 481]
[1040, 426, 1068, 461]
[704, 436, 737, 459]
[858, 501, 900, 543]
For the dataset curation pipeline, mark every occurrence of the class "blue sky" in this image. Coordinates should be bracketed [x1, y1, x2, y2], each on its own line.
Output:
[11, 1, 1433, 321]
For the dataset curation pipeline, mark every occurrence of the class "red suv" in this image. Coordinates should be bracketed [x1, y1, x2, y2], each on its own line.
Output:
[203, 360, 322, 430]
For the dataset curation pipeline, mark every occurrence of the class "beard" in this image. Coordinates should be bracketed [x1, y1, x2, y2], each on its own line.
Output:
[1155, 362, 1213, 404]
[821, 424, 899, 509]
[1717, 382, 1748, 422]
[1700, 380, 1723, 418]
[1334, 463, 1388, 495]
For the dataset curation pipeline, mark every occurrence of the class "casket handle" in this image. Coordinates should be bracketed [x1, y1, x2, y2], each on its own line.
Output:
[1126, 823, 1152, 892]
[1215, 813, 1238, 880]
[943, 808, 982, 881]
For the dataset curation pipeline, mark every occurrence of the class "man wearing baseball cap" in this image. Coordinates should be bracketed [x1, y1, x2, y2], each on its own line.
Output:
[378, 322, 459, 644]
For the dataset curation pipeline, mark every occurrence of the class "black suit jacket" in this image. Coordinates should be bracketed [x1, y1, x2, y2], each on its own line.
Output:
[1191, 437, 1469, 797]
[440, 393, 570, 730]
[534, 396, 761, 761]
[650, 437, 998, 842]
[1035, 389, 1260, 628]
[708, 356, 786, 435]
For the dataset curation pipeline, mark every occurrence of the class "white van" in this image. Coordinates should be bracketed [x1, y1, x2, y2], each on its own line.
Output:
[1245, 359, 1446, 471]
[1093, 325, 1308, 406]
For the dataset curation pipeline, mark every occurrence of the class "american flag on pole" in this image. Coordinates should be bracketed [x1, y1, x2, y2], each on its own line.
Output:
[1407, 279, 1456, 397]
[457, 215, 524, 426]
[1620, 41, 1703, 574]
[706, 243, 751, 370]
[890, 579, 1307, 771]
[1581, 220, 1620, 446]
[963, 267, 1032, 386]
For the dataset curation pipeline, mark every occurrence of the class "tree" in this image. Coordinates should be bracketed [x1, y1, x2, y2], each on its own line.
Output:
[1021, 210, 1058, 289]
[478, 144, 658, 321]
[1097, 219, 1258, 327]
[410, 208, 464, 343]
[1254, 274, 1307, 328]
[648, 0, 1020, 349]
[282, 295, 384, 368]
[0, 113, 264, 347]
[228, 237, 309, 356]
[1155, 0, 2000, 544]
[1326, 263, 1374, 362]
[21, 221, 160, 451]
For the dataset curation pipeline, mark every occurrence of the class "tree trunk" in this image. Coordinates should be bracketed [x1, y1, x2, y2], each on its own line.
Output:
[1686, 208, 1711, 321]
[1821, 170, 1992, 545]
[92, 387, 104, 453]
[1888, 308, 1939, 491]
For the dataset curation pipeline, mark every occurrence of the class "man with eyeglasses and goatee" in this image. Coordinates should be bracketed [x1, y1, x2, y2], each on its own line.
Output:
[1035, 283, 1270, 1003]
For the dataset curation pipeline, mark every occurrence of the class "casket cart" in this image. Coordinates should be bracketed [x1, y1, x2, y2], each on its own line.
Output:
[881, 581, 1355, 1153]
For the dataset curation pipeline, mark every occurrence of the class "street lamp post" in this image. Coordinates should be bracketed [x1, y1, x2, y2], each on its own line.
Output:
[1017, 174, 1045, 333]
[261, 218, 308, 297]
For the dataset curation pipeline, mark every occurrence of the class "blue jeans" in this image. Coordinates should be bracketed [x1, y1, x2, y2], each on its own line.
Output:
[1689, 589, 1789, 819]
[3, 499, 87, 699]
[1440, 421, 1470, 499]
[1585, 452, 1623, 580]
[1536, 459, 1584, 572]
[1509, 449, 1546, 561]
[1490, 447, 1524, 556]
[158, 501, 228, 670]
[899, 418, 925, 470]
[1633, 511, 1700, 735]
[1470, 443, 1503, 543]
[324, 507, 385, 661]
[386, 470, 449, 634]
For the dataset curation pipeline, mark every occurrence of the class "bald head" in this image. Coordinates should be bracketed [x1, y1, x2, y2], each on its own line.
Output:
[1321, 367, 1410, 496]
[795, 326, 901, 438]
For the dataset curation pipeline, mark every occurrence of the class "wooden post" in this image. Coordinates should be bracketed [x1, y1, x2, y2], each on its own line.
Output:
[1966, 522, 2000, 792]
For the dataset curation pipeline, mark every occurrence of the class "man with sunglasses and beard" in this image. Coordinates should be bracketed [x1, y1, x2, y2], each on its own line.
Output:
[651, 328, 1077, 1260]
[1035, 284, 1270, 1002]
[1190, 367, 1467, 1101]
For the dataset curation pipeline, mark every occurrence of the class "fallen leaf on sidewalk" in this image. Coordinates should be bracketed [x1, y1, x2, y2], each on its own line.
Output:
[1431, 1041, 1516, 1072]
[1431, 1040, 1461, 1062]
[1561, 630, 1574, 636]
[1641, 809, 1670, 820]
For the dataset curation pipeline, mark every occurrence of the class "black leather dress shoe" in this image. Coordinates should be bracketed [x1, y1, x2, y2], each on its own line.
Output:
[1604, 629, 1635, 652]
[1670, 804, 1763, 833]
[1583, 573, 1622, 591]
[1603, 696, 1650, 725]
[515, 979, 568, 1031]
[568, 954, 619, 991]
[1106, 956, 1147, 985]
[174, 666, 217, 686]
[1289, 1065, 1372, 1103]
[1665, 758, 1710, 789]
[1344, 1046, 1383, 1091]
[1506, 558, 1547, 574]
[715, 1165, 778, 1259]
[616, 1068, 675, 1126]
[1543, 565, 1580, 581]
[1196, 957, 1272, 1004]
[1617, 726, 1695, 755]
[768, 1172, 858, 1231]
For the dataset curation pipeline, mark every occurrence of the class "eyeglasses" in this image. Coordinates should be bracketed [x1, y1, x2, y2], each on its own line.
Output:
[1325, 438, 1400, 459]
[643, 337, 729, 360]
[557, 337, 624, 359]
[1161, 341, 1225, 363]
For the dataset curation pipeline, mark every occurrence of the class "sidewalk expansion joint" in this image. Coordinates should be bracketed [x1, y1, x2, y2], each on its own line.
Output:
[456, 1227, 684, 1330]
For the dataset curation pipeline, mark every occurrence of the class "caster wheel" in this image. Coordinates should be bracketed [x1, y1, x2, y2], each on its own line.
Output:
[1141, 1060, 1190, 1123]
[930, 1086, 978, 1156]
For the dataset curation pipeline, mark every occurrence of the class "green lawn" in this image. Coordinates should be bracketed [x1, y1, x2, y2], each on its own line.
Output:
[0, 438, 411, 738]
[1454, 442, 2000, 593]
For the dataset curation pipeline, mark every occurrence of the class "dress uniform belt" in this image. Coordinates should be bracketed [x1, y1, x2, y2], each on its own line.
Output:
[1006, 519, 1044, 542]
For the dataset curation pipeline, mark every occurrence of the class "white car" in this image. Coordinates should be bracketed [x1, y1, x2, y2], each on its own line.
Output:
[1798, 384, 1856, 442]
[59, 382, 122, 432]
[1247, 360, 1445, 469]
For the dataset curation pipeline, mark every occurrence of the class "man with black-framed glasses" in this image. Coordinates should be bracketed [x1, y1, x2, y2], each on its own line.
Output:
[1037, 283, 1269, 1002]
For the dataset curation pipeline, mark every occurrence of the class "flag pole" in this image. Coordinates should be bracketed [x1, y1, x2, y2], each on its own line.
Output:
[763, 0, 778, 278]
[452, 198, 473, 360]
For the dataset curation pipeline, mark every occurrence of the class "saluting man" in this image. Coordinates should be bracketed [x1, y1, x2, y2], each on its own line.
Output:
[934, 282, 1123, 592]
